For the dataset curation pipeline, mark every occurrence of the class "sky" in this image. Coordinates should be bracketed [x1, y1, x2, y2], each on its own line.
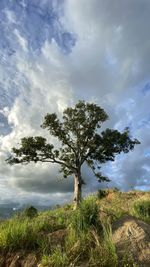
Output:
[0, 0, 150, 208]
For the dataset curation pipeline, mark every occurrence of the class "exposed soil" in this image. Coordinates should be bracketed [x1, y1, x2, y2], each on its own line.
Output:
[0, 253, 38, 267]
[112, 215, 150, 267]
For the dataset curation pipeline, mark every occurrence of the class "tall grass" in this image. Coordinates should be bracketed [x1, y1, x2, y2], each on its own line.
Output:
[0, 218, 39, 251]
[70, 196, 100, 233]
[0, 206, 68, 252]
[133, 200, 150, 222]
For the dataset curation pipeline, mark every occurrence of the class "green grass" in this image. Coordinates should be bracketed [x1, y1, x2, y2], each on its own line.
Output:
[133, 200, 150, 222]
[70, 195, 101, 233]
[0, 218, 39, 251]
[0, 189, 149, 266]
[0, 205, 70, 253]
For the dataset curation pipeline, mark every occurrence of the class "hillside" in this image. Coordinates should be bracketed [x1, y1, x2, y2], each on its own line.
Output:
[0, 189, 149, 267]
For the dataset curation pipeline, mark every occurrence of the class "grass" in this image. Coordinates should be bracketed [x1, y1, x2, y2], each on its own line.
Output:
[97, 189, 150, 222]
[70, 195, 100, 233]
[0, 189, 149, 266]
[0, 218, 39, 251]
[0, 205, 70, 253]
[41, 248, 69, 267]
[133, 200, 150, 223]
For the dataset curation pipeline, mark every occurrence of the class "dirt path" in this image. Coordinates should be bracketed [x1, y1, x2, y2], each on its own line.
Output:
[112, 215, 150, 267]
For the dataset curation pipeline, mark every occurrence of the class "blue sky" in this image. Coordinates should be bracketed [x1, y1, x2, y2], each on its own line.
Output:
[0, 0, 150, 207]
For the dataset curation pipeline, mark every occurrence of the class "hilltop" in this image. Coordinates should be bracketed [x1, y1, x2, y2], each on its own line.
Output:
[0, 189, 149, 267]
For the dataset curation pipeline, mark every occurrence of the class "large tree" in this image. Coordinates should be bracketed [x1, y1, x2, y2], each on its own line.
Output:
[7, 101, 140, 208]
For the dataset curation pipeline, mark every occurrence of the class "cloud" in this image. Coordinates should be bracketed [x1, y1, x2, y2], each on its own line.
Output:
[0, 0, 150, 206]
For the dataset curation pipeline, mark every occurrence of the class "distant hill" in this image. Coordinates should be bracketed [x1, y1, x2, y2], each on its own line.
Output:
[0, 203, 18, 219]
[0, 203, 51, 219]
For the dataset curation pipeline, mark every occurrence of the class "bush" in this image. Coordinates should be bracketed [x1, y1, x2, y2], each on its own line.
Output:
[97, 189, 108, 199]
[112, 187, 120, 192]
[24, 206, 38, 219]
[134, 200, 150, 220]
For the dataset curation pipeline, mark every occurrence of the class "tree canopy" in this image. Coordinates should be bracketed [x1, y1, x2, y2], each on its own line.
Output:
[7, 100, 140, 207]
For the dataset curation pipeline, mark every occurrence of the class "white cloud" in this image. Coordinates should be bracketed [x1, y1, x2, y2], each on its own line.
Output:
[14, 29, 28, 52]
[1, 0, 150, 206]
[4, 9, 16, 24]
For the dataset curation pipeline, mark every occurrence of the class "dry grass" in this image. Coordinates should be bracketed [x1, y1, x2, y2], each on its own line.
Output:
[98, 189, 150, 222]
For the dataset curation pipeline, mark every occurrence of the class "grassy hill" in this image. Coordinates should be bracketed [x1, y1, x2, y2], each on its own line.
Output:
[0, 189, 149, 267]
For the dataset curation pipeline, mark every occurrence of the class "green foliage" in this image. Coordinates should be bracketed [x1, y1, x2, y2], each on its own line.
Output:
[6, 100, 140, 185]
[133, 200, 150, 220]
[23, 206, 38, 219]
[97, 189, 108, 199]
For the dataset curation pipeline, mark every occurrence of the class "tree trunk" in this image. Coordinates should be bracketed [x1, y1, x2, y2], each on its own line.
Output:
[73, 171, 82, 210]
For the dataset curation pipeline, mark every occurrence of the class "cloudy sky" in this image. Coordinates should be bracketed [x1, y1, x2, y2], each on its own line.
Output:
[0, 0, 150, 207]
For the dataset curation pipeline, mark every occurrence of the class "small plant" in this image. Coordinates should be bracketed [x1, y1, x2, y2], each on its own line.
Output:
[134, 200, 150, 221]
[24, 206, 38, 219]
[97, 189, 108, 199]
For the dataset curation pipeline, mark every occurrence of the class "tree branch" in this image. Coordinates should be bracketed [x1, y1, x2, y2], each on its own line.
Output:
[40, 157, 77, 171]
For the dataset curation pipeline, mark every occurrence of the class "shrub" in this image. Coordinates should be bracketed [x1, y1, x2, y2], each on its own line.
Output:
[24, 206, 38, 219]
[112, 187, 120, 192]
[97, 189, 108, 199]
[134, 200, 150, 220]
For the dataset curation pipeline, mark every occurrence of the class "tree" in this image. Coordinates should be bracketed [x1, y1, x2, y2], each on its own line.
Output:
[6, 101, 140, 209]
